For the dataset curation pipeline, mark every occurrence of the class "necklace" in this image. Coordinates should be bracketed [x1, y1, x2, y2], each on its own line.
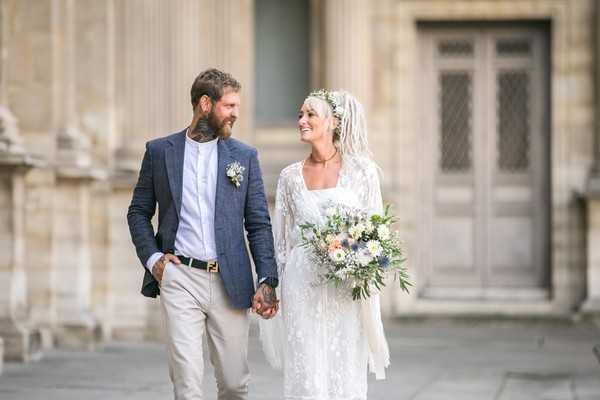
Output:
[310, 148, 338, 168]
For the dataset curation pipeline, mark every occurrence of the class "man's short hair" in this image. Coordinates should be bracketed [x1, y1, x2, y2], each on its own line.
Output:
[190, 68, 241, 108]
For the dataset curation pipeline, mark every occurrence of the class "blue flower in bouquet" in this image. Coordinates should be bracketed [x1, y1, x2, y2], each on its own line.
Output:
[340, 235, 355, 249]
[378, 255, 390, 268]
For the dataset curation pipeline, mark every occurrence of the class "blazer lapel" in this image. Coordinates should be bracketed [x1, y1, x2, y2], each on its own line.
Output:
[215, 138, 234, 225]
[165, 128, 187, 218]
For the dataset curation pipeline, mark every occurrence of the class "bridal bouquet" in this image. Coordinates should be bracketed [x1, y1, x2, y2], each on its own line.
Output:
[299, 204, 411, 300]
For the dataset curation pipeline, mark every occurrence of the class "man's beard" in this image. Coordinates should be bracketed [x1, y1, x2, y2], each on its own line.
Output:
[214, 112, 234, 139]
[192, 110, 234, 141]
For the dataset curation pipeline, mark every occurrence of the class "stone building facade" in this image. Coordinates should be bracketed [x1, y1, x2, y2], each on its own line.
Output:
[1, 0, 600, 369]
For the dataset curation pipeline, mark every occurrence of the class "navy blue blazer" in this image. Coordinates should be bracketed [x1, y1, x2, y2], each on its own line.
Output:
[127, 128, 278, 309]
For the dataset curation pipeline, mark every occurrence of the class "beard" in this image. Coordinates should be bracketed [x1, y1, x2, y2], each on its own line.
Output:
[212, 111, 234, 139]
[192, 110, 235, 141]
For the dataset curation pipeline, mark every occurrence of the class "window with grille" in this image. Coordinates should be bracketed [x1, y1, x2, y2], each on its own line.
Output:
[497, 71, 530, 171]
[439, 72, 473, 171]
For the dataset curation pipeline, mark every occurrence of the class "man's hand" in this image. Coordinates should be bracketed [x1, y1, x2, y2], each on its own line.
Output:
[252, 283, 279, 319]
[152, 254, 181, 284]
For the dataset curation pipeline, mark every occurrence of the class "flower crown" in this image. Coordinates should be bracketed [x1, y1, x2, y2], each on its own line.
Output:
[308, 89, 344, 135]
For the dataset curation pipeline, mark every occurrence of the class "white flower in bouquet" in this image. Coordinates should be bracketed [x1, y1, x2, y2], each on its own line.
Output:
[377, 225, 390, 240]
[325, 234, 335, 244]
[329, 248, 346, 263]
[348, 223, 365, 239]
[366, 240, 383, 257]
[357, 248, 373, 266]
[364, 221, 375, 234]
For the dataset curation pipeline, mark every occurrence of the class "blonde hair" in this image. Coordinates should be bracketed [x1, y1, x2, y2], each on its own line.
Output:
[304, 90, 371, 158]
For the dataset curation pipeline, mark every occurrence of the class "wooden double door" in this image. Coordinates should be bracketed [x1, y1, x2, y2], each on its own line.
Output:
[419, 25, 550, 299]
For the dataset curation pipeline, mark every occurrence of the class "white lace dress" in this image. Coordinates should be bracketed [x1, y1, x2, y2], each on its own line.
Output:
[260, 156, 390, 400]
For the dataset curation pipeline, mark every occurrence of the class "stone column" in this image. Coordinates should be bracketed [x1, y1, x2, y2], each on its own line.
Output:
[51, 0, 101, 349]
[108, 0, 170, 341]
[583, 198, 600, 315]
[70, 0, 116, 342]
[0, 111, 41, 364]
[54, 0, 90, 168]
[108, 173, 157, 341]
[0, 156, 42, 363]
[0, 0, 43, 364]
[0, 0, 23, 155]
[2, 0, 59, 351]
[583, 2, 600, 319]
[203, 0, 255, 143]
[322, 0, 372, 110]
[169, 0, 210, 131]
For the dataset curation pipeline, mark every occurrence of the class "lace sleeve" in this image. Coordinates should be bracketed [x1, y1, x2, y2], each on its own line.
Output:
[362, 160, 384, 215]
[273, 172, 292, 276]
[359, 159, 390, 380]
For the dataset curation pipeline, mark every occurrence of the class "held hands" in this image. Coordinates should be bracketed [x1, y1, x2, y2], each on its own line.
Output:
[152, 253, 182, 284]
[252, 283, 279, 319]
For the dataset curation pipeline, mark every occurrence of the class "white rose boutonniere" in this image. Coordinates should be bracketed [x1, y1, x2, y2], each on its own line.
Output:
[226, 161, 245, 188]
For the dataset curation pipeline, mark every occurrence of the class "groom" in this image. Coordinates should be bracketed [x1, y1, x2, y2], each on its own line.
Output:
[127, 68, 279, 400]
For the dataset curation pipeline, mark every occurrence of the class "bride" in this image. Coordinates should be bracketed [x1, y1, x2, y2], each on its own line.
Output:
[261, 90, 390, 400]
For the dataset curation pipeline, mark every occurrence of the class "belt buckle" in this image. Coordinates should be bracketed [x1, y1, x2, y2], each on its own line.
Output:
[207, 261, 219, 273]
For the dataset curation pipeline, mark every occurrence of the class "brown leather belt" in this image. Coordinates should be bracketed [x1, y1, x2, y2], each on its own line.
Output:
[178, 256, 219, 272]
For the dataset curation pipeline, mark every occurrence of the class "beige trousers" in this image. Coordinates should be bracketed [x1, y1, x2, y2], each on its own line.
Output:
[160, 262, 250, 400]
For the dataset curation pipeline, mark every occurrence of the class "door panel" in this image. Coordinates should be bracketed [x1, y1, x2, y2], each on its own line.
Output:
[419, 26, 549, 299]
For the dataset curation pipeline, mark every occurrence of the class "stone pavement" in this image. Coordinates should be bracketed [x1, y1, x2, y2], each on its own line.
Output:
[1, 318, 599, 399]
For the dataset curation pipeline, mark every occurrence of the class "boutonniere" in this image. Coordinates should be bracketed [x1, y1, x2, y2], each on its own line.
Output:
[226, 161, 245, 188]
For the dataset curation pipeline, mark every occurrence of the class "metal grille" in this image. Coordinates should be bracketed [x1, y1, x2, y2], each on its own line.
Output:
[497, 71, 530, 171]
[438, 40, 474, 57]
[496, 39, 531, 56]
[440, 72, 472, 171]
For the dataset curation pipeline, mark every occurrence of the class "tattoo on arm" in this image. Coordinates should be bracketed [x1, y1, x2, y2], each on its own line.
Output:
[262, 285, 277, 305]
